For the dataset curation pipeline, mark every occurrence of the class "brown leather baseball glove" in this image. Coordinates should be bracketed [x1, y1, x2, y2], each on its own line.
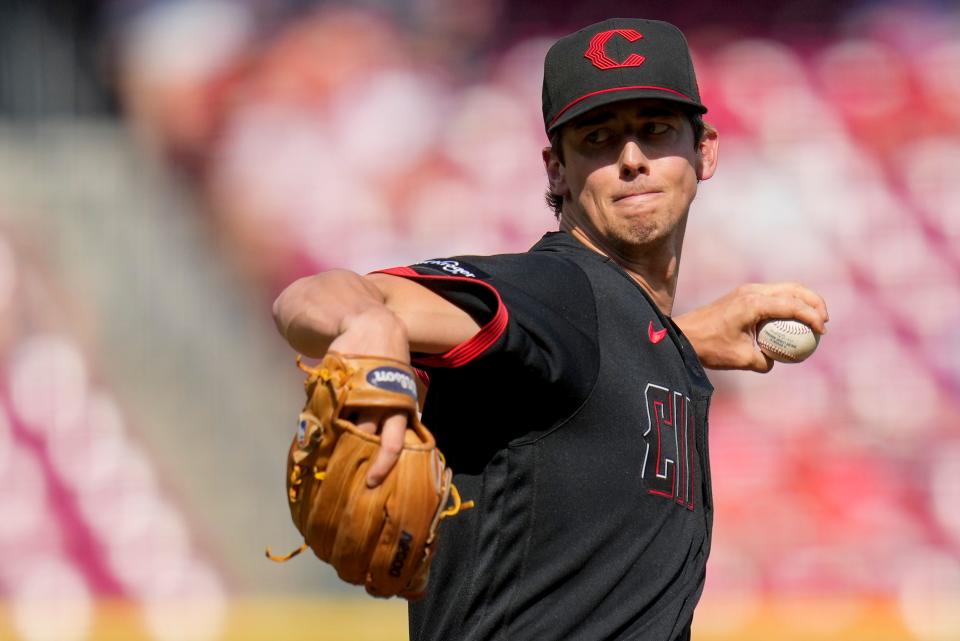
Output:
[267, 352, 471, 600]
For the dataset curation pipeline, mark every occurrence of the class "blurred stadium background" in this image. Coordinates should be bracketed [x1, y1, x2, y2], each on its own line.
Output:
[0, 0, 958, 639]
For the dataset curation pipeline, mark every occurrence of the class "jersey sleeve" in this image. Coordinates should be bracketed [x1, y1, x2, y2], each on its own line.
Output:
[375, 261, 509, 369]
[374, 253, 599, 435]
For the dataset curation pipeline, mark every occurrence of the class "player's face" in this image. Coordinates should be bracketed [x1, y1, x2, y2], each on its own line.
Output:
[546, 99, 718, 258]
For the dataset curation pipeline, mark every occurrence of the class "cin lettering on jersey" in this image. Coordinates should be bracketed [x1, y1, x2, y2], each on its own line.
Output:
[641, 384, 696, 510]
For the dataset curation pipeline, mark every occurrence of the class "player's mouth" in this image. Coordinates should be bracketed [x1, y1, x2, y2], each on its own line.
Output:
[614, 191, 663, 204]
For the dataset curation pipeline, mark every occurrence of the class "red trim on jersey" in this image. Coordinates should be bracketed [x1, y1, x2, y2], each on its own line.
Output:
[374, 266, 508, 368]
[548, 85, 695, 129]
[413, 367, 431, 388]
[383, 266, 419, 277]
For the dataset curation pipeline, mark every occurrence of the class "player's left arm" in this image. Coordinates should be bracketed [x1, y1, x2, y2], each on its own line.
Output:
[674, 282, 828, 372]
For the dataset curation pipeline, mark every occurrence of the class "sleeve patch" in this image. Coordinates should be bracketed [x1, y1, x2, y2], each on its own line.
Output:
[412, 259, 489, 280]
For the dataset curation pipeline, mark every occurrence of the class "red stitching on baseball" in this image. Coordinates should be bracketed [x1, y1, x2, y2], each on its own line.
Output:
[769, 321, 811, 335]
[758, 342, 801, 361]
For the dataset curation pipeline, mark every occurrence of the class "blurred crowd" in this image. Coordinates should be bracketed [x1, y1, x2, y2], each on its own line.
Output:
[1, 0, 959, 639]
[0, 227, 225, 641]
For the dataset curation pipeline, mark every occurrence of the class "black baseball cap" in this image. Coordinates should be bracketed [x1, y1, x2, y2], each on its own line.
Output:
[542, 18, 707, 134]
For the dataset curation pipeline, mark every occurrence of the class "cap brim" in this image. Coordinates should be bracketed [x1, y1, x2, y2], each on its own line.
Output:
[547, 86, 707, 133]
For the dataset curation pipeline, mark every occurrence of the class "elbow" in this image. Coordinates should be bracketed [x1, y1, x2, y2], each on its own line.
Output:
[271, 292, 286, 335]
[272, 276, 309, 338]
[271, 270, 379, 356]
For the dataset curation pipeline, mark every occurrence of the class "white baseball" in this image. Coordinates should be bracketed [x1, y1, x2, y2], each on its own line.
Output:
[756, 319, 820, 363]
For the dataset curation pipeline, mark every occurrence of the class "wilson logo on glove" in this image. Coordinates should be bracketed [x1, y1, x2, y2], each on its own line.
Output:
[367, 367, 418, 401]
[265, 352, 473, 601]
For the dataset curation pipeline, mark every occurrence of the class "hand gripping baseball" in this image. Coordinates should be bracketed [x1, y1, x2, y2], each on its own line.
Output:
[266, 352, 473, 600]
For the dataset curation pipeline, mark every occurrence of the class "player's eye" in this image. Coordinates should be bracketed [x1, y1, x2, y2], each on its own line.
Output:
[643, 122, 672, 136]
[584, 128, 612, 145]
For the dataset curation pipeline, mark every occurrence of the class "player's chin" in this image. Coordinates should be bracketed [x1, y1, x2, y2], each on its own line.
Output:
[611, 222, 661, 250]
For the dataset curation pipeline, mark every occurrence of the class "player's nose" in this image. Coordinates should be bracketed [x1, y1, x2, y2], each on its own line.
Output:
[618, 140, 649, 180]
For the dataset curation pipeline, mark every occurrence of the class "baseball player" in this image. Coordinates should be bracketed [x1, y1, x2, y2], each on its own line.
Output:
[273, 18, 828, 641]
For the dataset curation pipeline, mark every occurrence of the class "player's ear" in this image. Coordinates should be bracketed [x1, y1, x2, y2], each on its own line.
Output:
[695, 123, 719, 182]
[542, 145, 570, 198]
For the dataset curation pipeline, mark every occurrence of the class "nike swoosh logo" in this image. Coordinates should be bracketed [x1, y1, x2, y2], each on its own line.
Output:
[648, 321, 668, 344]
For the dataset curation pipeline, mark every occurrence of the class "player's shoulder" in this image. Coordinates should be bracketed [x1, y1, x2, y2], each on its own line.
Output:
[411, 232, 595, 291]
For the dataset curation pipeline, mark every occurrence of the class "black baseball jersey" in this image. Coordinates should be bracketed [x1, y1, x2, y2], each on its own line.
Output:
[378, 232, 714, 641]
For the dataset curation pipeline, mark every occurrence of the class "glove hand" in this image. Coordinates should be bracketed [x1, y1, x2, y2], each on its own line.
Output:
[271, 352, 470, 600]
[328, 306, 411, 487]
[352, 408, 409, 488]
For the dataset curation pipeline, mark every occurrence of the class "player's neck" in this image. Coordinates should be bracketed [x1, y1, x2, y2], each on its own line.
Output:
[559, 222, 681, 316]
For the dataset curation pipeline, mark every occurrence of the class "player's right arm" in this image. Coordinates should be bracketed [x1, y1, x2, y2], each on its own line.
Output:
[272, 269, 482, 488]
[272, 269, 482, 360]
[675, 282, 829, 372]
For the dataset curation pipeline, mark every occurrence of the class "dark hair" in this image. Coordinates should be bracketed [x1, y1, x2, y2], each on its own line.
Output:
[544, 111, 708, 219]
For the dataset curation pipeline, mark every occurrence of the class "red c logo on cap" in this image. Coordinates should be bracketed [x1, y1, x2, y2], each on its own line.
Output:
[585, 29, 645, 70]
